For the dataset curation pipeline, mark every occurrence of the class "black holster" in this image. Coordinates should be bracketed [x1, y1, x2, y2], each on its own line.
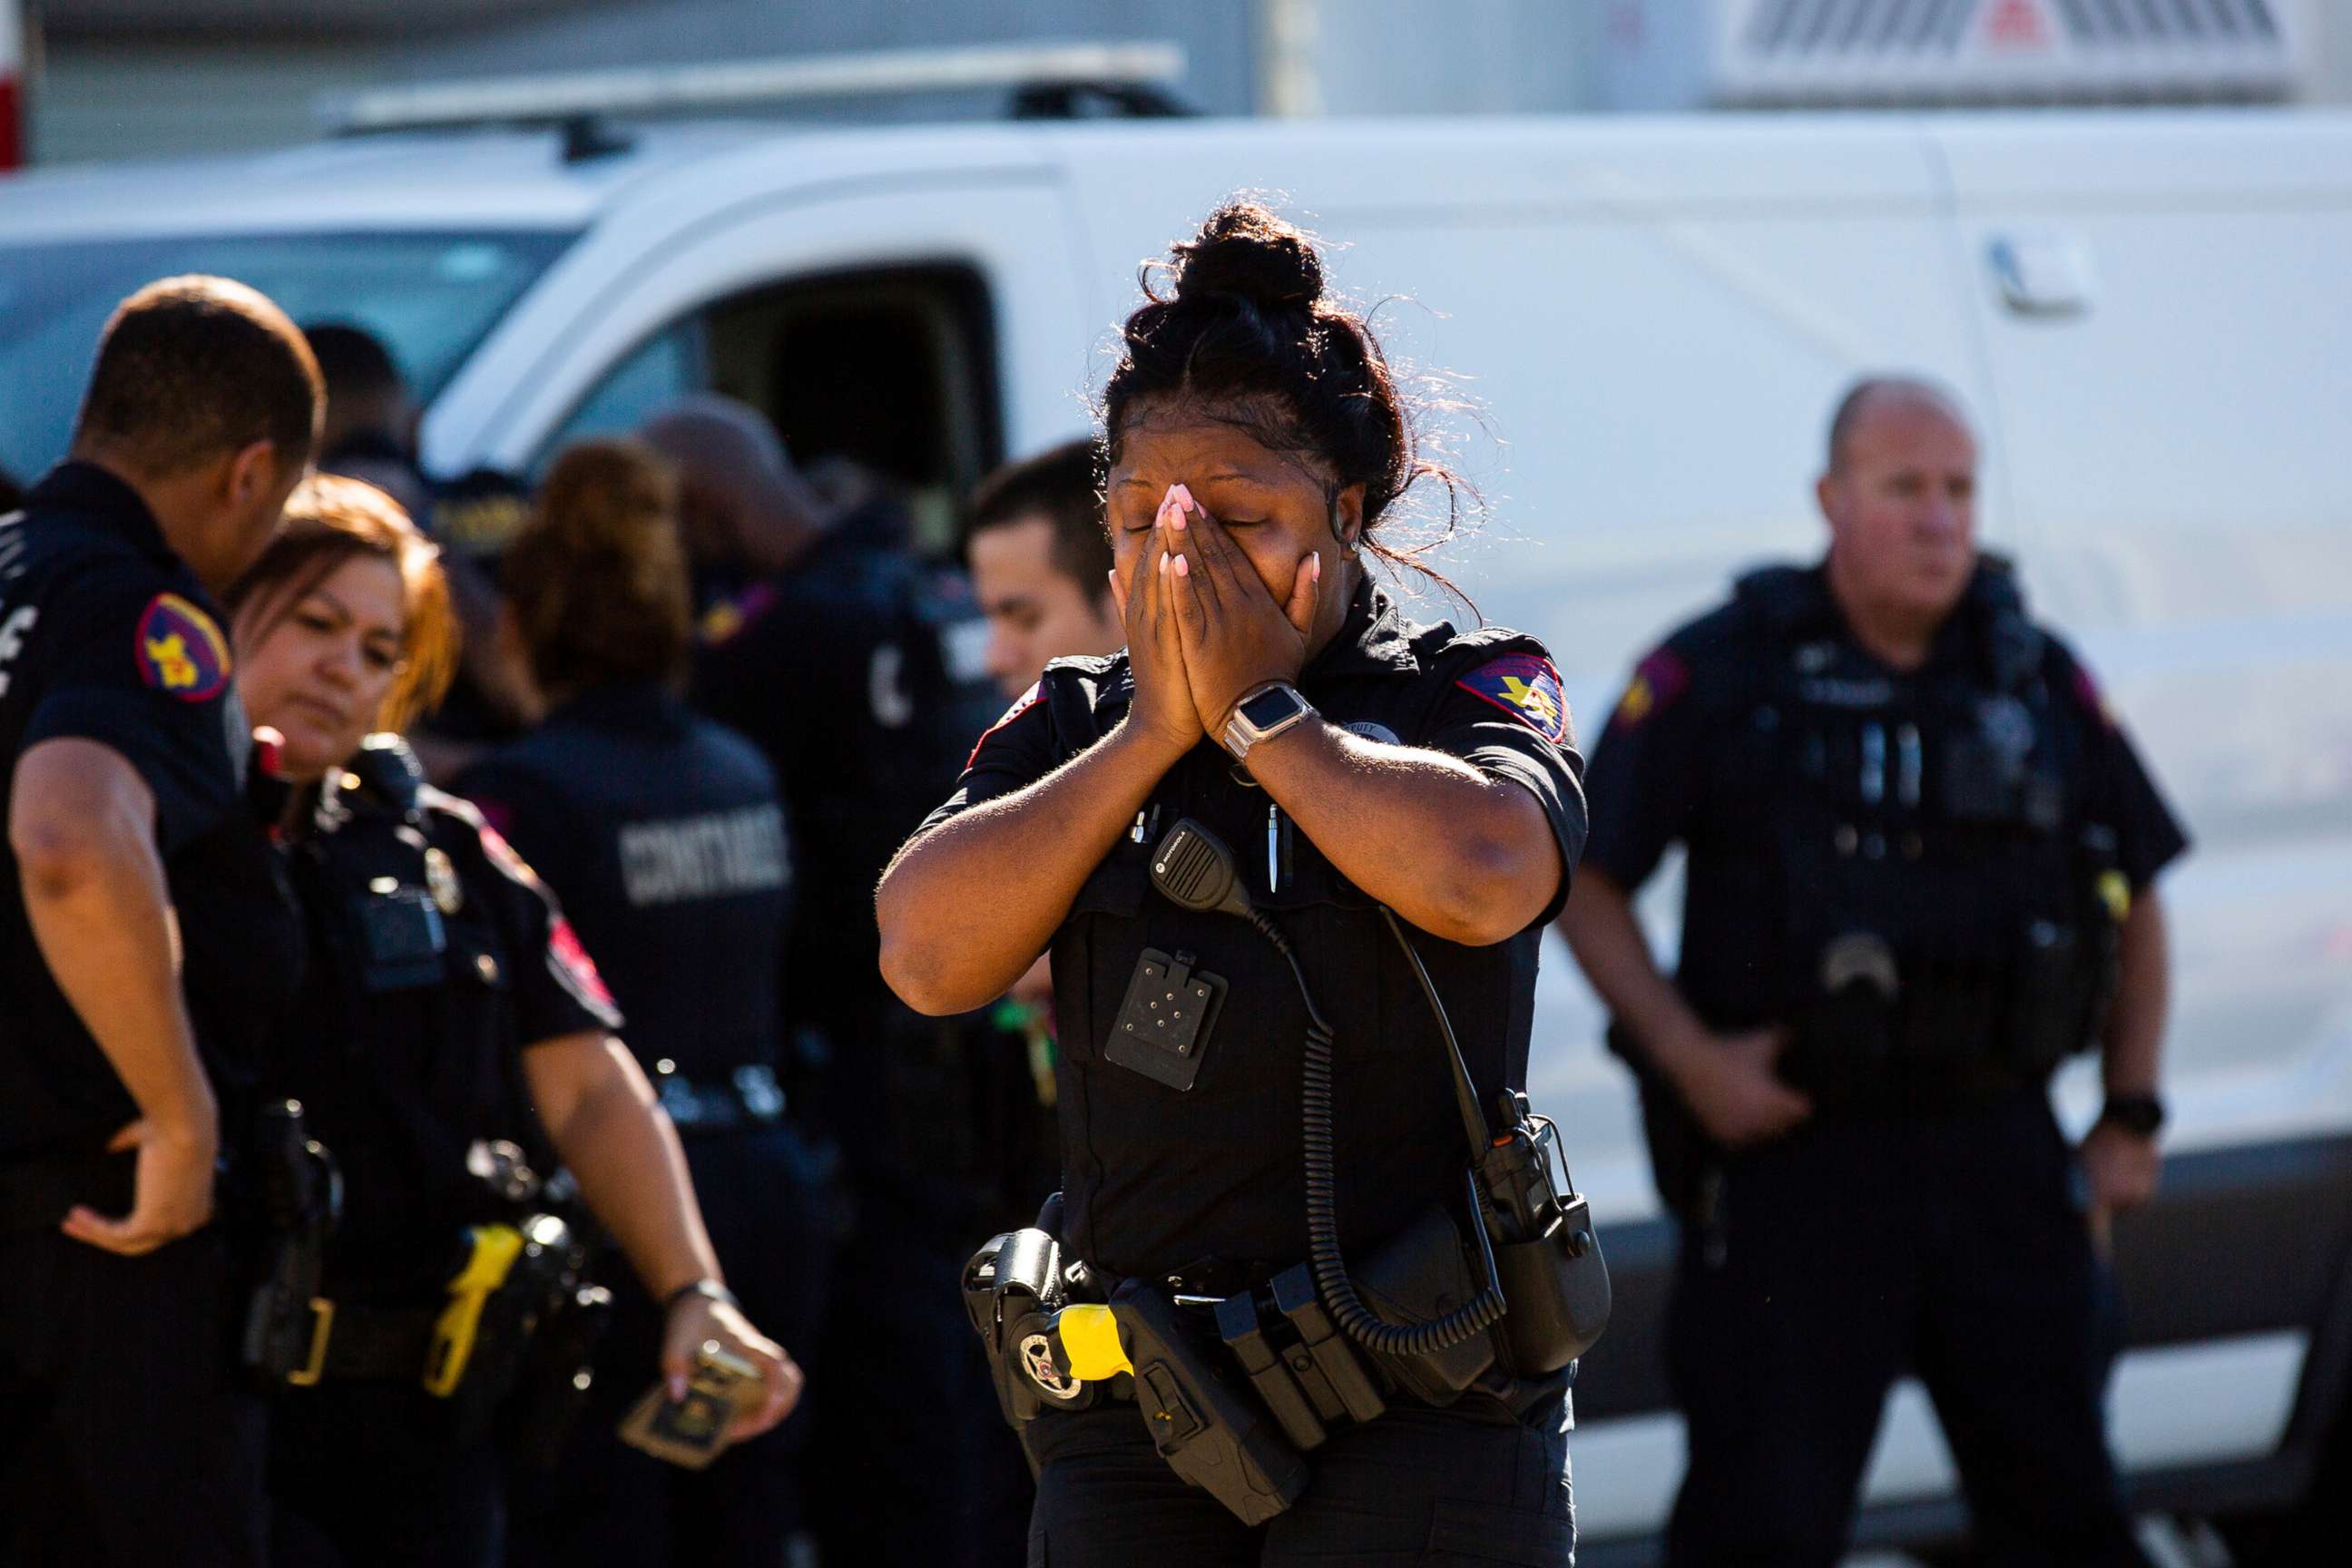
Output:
[439, 1215, 588, 1447]
[1110, 1278, 1309, 1526]
[1475, 1093, 1611, 1375]
[240, 1100, 342, 1385]
[502, 1280, 614, 1470]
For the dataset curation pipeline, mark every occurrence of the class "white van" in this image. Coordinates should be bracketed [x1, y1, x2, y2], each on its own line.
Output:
[5, 103, 2348, 1557]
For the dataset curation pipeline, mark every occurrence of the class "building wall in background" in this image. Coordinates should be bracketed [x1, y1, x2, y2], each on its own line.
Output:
[20, 0, 2352, 170]
[25, 0, 1258, 167]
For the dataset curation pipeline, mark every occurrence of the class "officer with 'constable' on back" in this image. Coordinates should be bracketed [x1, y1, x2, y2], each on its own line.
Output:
[1560, 376, 2187, 1566]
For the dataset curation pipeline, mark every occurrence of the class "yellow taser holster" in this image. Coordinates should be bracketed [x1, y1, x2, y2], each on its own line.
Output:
[424, 1224, 524, 1397]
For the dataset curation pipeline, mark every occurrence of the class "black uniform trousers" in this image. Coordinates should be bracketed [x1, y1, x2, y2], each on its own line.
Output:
[1024, 1390, 1575, 1567]
[0, 1219, 268, 1567]
[506, 1122, 835, 1568]
[269, 1377, 504, 1568]
[1663, 1092, 2145, 1567]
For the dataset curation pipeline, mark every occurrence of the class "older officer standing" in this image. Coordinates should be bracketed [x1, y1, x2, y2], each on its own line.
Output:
[1559, 376, 2184, 1567]
[0, 276, 319, 1566]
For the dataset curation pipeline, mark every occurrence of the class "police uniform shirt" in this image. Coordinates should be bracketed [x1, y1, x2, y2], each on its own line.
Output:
[0, 462, 297, 1161]
[692, 500, 992, 1029]
[921, 577, 1588, 1281]
[1582, 557, 2189, 1034]
[281, 743, 622, 1297]
[454, 682, 791, 1088]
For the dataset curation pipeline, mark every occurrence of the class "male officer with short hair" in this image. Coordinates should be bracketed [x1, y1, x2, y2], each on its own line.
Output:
[0, 275, 320, 1566]
[1560, 376, 2183, 1566]
[964, 437, 1123, 701]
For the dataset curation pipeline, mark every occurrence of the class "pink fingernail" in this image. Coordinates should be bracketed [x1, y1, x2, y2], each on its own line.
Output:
[1170, 483, 1196, 514]
[1309, 554, 1323, 582]
[1172, 554, 1190, 578]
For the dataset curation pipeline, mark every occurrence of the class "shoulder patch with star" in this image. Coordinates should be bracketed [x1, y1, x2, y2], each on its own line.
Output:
[1455, 652, 1570, 745]
[1612, 645, 1688, 729]
[698, 582, 779, 648]
[134, 592, 231, 701]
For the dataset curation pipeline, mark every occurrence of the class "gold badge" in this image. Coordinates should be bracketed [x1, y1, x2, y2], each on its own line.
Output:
[425, 848, 463, 916]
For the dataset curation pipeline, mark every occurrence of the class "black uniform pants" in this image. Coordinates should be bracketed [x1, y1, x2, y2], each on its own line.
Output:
[803, 1195, 1027, 1567]
[267, 1379, 503, 1568]
[1024, 1390, 1575, 1567]
[0, 1220, 267, 1568]
[505, 1123, 836, 1568]
[1663, 1093, 2146, 1568]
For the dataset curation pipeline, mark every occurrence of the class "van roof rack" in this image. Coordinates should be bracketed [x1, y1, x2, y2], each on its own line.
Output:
[321, 39, 1191, 160]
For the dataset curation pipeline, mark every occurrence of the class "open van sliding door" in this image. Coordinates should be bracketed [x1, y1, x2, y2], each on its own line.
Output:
[1936, 113, 2352, 1524]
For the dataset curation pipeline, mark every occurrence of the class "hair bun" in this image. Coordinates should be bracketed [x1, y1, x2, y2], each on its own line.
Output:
[1172, 201, 1324, 310]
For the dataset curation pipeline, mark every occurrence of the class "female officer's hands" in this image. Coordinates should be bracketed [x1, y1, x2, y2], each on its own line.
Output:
[1161, 485, 1323, 740]
[1106, 485, 1208, 761]
[662, 1289, 805, 1441]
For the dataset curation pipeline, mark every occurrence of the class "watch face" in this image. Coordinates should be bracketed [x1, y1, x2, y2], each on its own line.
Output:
[1240, 686, 1301, 729]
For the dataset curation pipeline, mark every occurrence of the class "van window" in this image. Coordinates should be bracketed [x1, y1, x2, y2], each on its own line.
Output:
[536, 320, 710, 469]
[544, 265, 1000, 554]
[0, 230, 573, 485]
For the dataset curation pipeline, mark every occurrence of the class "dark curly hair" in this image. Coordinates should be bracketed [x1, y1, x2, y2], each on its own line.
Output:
[1101, 201, 1473, 593]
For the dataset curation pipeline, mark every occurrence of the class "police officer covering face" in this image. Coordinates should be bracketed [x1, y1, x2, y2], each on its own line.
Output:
[1559, 377, 2186, 1567]
[0, 276, 320, 1567]
[881, 202, 1585, 1566]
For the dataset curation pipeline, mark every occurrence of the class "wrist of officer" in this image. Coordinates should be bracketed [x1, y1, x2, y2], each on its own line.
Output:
[2095, 1091, 2166, 1142]
[1644, 1017, 1719, 1090]
[662, 1278, 740, 1315]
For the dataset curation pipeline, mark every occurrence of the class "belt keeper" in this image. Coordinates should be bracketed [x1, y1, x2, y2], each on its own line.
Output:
[286, 1298, 335, 1388]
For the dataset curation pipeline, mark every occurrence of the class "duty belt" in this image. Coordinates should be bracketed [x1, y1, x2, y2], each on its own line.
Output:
[654, 1063, 787, 1132]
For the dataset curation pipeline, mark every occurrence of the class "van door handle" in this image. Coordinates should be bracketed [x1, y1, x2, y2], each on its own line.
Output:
[1986, 230, 2097, 319]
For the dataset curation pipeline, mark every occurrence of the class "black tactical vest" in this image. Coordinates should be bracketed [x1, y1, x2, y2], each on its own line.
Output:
[279, 736, 549, 1299]
[1730, 562, 2116, 1102]
[1039, 620, 1558, 1284]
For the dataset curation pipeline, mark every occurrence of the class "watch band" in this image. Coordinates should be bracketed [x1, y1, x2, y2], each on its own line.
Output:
[1220, 681, 1315, 760]
[663, 1278, 740, 1312]
[2098, 1092, 2166, 1138]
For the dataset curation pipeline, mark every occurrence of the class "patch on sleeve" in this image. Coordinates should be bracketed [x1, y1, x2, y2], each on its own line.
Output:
[545, 916, 619, 1014]
[475, 819, 545, 890]
[469, 795, 515, 840]
[134, 593, 231, 701]
[965, 681, 1043, 769]
[1612, 646, 1688, 729]
[1455, 652, 1570, 745]
[697, 582, 779, 648]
